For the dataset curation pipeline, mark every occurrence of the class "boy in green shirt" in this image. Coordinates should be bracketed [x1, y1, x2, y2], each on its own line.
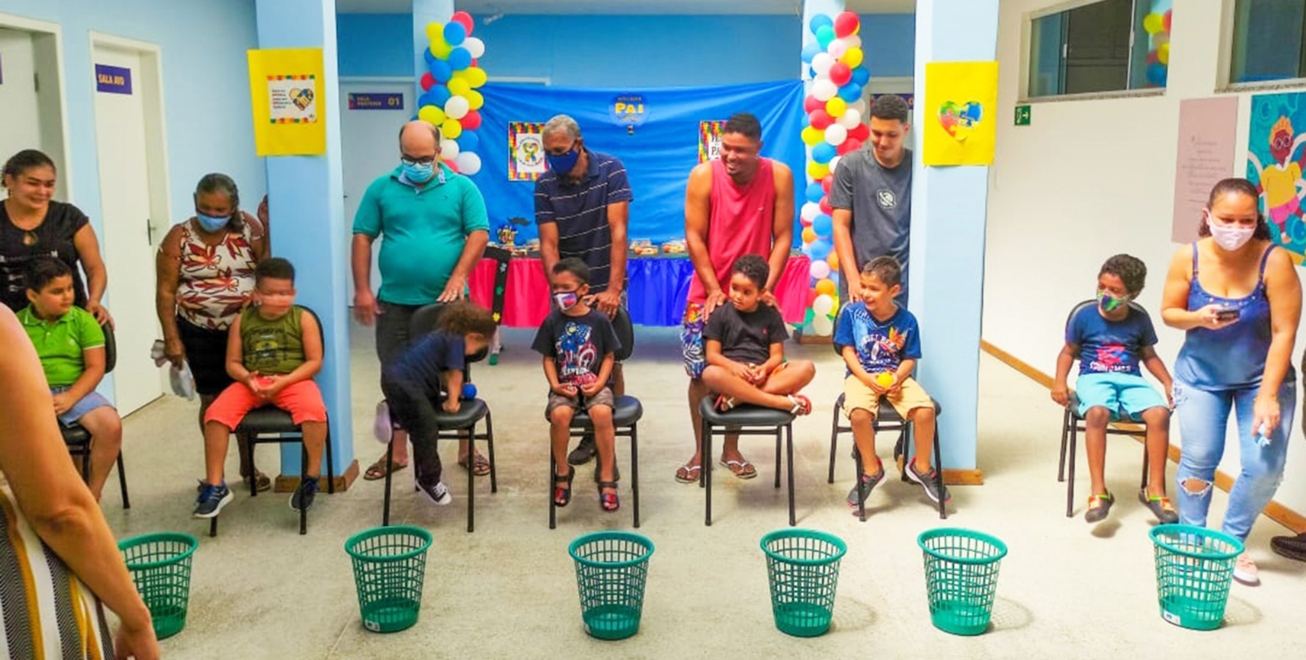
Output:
[20, 257, 121, 501]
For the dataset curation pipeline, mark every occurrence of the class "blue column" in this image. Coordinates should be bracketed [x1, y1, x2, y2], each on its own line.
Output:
[413, 0, 455, 97]
[254, 0, 355, 486]
[909, 0, 1000, 473]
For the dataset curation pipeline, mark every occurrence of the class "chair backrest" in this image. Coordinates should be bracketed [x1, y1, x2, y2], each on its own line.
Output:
[611, 305, 635, 362]
[100, 320, 116, 374]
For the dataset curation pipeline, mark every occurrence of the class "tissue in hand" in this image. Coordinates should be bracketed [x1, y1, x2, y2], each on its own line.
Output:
[1255, 423, 1272, 448]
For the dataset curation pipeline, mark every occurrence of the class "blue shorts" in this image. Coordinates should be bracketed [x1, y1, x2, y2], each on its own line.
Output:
[50, 386, 115, 427]
[1075, 372, 1166, 421]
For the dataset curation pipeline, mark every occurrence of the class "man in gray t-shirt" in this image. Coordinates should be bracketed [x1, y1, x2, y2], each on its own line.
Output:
[830, 94, 913, 305]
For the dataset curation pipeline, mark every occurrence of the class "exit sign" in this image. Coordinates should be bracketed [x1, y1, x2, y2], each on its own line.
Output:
[1014, 104, 1031, 126]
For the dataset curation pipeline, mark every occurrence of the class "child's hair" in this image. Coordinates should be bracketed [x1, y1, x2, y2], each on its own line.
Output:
[255, 257, 295, 286]
[435, 300, 497, 338]
[861, 255, 902, 288]
[731, 254, 769, 289]
[1099, 254, 1147, 296]
[24, 256, 72, 292]
[552, 257, 590, 285]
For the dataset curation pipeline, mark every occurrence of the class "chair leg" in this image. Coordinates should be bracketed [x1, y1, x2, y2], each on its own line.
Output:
[786, 423, 796, 527]
[326, 426, 336, 494]
[466, 427, 475, 533]
[1065, 423, 1078, 518]
[1058, 408, 1071, 482]
[773, 429, 781, 490]
[898, 426, 912, 482]
[548, 450, 557, 530]
[81, 451, 91, 485]
[299, 445, 308, 536]
[209, 518, 218, 538]
[248, 437, 259, 498]
[382, 439, 394, 526]
[702, 419, 712, 527]
[933, 427, 946, 520]
[485, 410, 498, 493]
[827, 401, 841, 484]
[117, 452, 130, 510]
[854, 439, 867, 523]
[630, 424, 640, 529]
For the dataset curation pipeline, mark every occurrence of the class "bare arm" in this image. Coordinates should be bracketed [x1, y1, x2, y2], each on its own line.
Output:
[1139, 345, 1175, 406]
[271, 311, 324, 390]
[539, 222, 561, 285]
[583, 353, 616, 397]
[0, 308, 157, 657]
[766, 163, 795, 295]
[73, 224, 112, 326]
[64, 346, 106, 404]
[1258, 248, 1302, 400]
[351, 233, 378, 325]
[606, 201, 630, 293]
[1051, 343, 1077, 405]
[704, 338, 738, 370]
[438, 229, 489, 303]
[543, 356, 575, 396]
[155, 225, 185, 365]
[684, 164, 723, 304]
[442, 367, 463, 412]
[832, 209, 861, 301]
[1160, 246, 1205, 330]
[224, 314, 251, 384]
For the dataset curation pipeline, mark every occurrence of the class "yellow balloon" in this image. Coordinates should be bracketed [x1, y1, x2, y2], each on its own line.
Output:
[418, 105, 445, 126]
[1142, 13, 1162, 35]
[1157, 43, 1170, 65]
[825, 97, 847, 119]
[465, 67, 488, 88]
[431, 39, 453, 59]
[425, 22, 445, 44]
[441, 118, 463, 139]
[827, 252, 839, 271]
[801, 126, 823, 146]
[840, 46, 864, 69]
[448, 78, 472, 97]
[802, 227, 816, 244]
[807, 160, 830, 180]
[466, 89, 485, 110]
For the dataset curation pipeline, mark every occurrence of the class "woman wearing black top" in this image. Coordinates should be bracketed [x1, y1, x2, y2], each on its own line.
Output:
[0, 149, 112, 325]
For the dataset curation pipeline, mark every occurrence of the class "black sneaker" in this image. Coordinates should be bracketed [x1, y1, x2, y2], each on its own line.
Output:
[846, 468, 886, 507]
[1271, 533, 1306, 562]
[291, 477, 320, 512]
[906, 461, 951, 504]
[416, 479, 452, 506]
[568, 434, 597, 466]
[193, 482, 233, 518]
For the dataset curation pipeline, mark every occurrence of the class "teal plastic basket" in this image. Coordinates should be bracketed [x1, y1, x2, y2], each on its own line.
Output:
[760, 529, 847, 637]
[345, 526, 433, 633]
[118, 532, 199, 640]
[568, 532, 655, 640]
[1150, 525, 1243, 631]
[917, 528, 1008, 636]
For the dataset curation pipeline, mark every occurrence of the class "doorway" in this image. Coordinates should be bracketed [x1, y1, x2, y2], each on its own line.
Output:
[0, 14, 71, 199]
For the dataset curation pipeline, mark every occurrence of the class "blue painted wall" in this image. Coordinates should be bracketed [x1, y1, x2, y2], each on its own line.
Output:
[337, 12, 916, 84]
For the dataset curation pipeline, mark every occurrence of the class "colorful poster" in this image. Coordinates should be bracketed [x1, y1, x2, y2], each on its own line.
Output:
[509, 121, 545, 181]
[1247, 92, 1306, 261]
[246, 48, 326, 156]
[1173, 97, 1238, 244]
[699, 121, 725, 163]
[921, 61, 999, 166]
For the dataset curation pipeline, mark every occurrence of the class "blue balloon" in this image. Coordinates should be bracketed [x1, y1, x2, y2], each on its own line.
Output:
[838, 83, 863, 102]
[456, 130, 479, 152]
[801, 43, 821, 64]
[812, 214, 833, 237]
[428, 85, 451, 107]
[808, 14, 834, 34]
[448, 47, 472, 71]
[1146, 62, 1167, 87]
[852, 66, 871, 86]
[418, 92, 436, 108]
[805, 182, 824, 204]
[429, 58, 452, 82]
[811, 143, 836, 164]
[809, 239, 833, 261]
[423, 48, 436, 67]
[829, 271, 840, 286]
[443, 21, 467, 46]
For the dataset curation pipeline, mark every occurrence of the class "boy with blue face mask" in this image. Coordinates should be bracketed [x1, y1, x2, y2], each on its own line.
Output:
[1052, 254, 1176, 524]
[531, 258, 623, 513]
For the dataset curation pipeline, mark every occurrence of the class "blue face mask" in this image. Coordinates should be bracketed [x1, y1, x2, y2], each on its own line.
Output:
[195, 212, 229, 233]
[546, 147, 580, 175]
[402, 160, 435, 184]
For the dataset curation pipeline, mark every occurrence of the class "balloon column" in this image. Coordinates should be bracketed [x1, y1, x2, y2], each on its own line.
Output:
[1142, 7, 1172, 88]
[799, 11, 869, 337]
[418, 11, 488, 176]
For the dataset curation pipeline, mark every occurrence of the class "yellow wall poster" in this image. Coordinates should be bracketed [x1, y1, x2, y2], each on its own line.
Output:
[922, 61, 999, 166]
[247, 48, 326, 156]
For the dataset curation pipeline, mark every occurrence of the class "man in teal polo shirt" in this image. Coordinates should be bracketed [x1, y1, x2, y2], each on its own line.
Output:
[352, 120, 490, 481]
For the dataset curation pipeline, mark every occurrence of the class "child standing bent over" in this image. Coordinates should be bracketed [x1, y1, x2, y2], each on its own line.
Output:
[835, 256, 948, 508]
[1052, 254, 1176, 524]
[195, 258, 327, 518]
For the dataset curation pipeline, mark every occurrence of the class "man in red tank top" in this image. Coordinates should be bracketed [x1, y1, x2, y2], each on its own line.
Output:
[675, 113, 795, 483]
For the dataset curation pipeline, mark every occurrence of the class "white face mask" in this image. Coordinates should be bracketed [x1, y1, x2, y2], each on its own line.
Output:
[1208, 221, 1255, 251]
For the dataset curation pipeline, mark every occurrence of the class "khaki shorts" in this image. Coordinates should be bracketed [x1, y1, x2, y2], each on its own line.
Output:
[545, 386, 615, 419]
[843, 375, 934, 419]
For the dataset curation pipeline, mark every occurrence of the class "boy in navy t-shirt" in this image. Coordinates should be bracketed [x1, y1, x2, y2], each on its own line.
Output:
[1052, 254, 1176, 524]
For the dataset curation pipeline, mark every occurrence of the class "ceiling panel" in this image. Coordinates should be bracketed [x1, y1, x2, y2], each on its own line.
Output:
[336, 0, 915, 16]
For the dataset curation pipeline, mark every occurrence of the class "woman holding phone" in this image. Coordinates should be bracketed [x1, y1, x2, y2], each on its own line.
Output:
[1161, 177, 1302, 586]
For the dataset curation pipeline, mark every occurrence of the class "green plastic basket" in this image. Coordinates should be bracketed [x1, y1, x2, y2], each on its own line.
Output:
[345, 526, 433, 633]
[760, 529, 847, 637]
[917, 528, 1008, 636]
[1150, 525, 1243, 631]
[118, 532, 199, 640]
[568, 532, 655, 640]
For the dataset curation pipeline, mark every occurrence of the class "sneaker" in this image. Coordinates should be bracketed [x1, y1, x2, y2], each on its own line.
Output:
[846, 467, 886, 507]
[373, 400, 393, 444]
[1233, 553, 1260, 586]
[1138, 489, 1179, 524]
[1271, 533, 1306, 562]
[291, 477, 320, 512]
[193, 482, 233, 518]
[416, 479, 452, 506]
[905, 461, 951, 504]
[568, 434, 597, 466]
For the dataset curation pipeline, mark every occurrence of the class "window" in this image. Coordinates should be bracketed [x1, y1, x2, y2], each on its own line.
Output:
[1230, 0, 1306, 84]
[1027, 0, 1172, 98]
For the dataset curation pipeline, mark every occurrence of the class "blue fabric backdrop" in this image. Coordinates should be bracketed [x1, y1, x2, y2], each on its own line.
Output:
[471, 80, 807, 245]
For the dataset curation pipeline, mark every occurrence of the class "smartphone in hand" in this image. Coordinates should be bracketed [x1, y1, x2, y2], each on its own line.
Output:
[1215, 307, 1241, 322]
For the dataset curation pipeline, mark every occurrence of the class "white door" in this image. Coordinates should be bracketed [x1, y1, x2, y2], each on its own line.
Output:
[338, 82, 413, 304]
[91, 46, 161, 415]
[0, 29, 42, 168]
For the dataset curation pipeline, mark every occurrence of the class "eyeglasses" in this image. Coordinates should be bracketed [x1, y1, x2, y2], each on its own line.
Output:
[401, 155, 436, 166]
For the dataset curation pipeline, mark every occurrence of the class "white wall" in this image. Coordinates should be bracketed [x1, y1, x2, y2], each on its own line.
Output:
[985, 0, 1306, 518]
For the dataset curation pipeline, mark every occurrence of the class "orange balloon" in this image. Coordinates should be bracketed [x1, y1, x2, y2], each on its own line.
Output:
[802, 227, 817, 244]
[815, 279, 836, 296]
[827, 253, 839, 271]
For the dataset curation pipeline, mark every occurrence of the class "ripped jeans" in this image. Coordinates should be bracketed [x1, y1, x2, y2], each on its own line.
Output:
[1173, 378, 1296, 541]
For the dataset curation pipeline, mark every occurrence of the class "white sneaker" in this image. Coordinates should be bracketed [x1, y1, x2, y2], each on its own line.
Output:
[416, 479, 452, 506]
[1233, 553, 1260, 586]
[372, 400, 393, 444]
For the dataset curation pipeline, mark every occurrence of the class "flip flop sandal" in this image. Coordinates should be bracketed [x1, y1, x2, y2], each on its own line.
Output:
[1138, 489, 1179, 524]
[458, 453, 492, 477]
[786, 394, 812, 416]
[1084, 491, 1115, 523]
[363, 458, 406, 481]
[675, 462, 701, 484]
[714, 394, 737, 412]
[719, 458, 758, 480]
[597, 481, 620, 512]
[554, 468, 575, 507]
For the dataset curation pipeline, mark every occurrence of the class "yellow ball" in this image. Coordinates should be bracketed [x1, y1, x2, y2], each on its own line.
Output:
[876, 372, 894, 387]
[464, 67, 489, 88]
[448, 78, 472, 97]
[425, 22, 446, 44]
[802, 227, 817, 244]
[431, 40, 453, 59]
[1157, 43, 1170, 65]
[417, 105, 445, 126]
[825, 97, 847, 119]
[815, 278, 836, 296]
[841, 46, 864, 69]
[466, 90, 485, 110]
[827, 253, 839, 271]
[801, 126, 823, 146]
[441, 118, 463, 139]
[807, 161, 830, 180]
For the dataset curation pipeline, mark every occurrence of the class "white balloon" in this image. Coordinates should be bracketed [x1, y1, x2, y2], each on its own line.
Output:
[812, 294, 834, 316]
[827, 38, 848, 60]
[454, 151, 482, 175]
[852, 99, 868, 115]
[464, 37, 486, 59]
[801, 202, 820, 222]
[838, 108, 862, 129]
[444, 95, 470, 120]
[845, 35, 862, 49]
[812, 79, 838, 101]
[829, 155, 842, 172]
[812, 53, 834, 76]
[824, 124, 848, 146]
[809, 260, 831, 280]
[439, 139, 460, 160]
[812, 314, 834, 336]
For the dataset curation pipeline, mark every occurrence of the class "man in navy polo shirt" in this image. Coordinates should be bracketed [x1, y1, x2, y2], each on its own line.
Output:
[535, 114, 632, 466]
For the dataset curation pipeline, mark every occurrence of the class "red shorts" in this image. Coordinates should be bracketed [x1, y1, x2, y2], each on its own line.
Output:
[204, 378, 328, 430]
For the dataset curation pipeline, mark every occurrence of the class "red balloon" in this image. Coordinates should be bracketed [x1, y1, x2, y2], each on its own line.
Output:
[1146, 50, 1159, 65]
[808, 288, 820, 307]
[834, 11, 860, 38]
[451, 11, 474, 35]
[420, 72, 435, 91]
[821, 174, 834, 193]
[800, 215, 812, 227]
[804, 94, 824, 114]
[471, 58, 478, 68]
[849, 123, 870, 142]
[445, 160, 460, 173]
[819, 197, 832, 215]
[809, 109, 834, 130]
[829, 63, 852, 87]
[459, 110, 482, 130]
[1163, 9, 1172, 33]
[837, 138, 862, 156]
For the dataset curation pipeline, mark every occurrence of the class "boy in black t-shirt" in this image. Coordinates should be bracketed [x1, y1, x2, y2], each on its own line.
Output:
[532, 258, 623, 512]
[701, 255, 816, 479]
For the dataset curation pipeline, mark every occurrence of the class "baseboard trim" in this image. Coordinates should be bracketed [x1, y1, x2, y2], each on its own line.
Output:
[981, 339, 1306, 534]
[274, 459, 360, 494]
[944, 469, 984, 485]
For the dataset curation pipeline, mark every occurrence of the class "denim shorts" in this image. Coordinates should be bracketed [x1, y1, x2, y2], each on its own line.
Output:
[50, 386, 115, 426]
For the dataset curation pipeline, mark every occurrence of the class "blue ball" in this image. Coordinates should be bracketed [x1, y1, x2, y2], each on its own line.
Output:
[812, 214, 833, 237]
[448, 47, 472, 71]
[461, 383, 477, 400]
[1146, 62, 1167, 87]
[443, 21, 467, 46]
[801, 43, 821, 64]
[805, 182, 825, 204]
[808, 14, 834, 34]
[456, 130, 480, 152]
[429, 58, 452, 82]
[838, 83, 863, 103]
[428, 85, 451, 107]
[811, 143, 836, 164]
[808, 239, 832, 261]
[852, 66, 871, 86]
[423, 48, 436, 66]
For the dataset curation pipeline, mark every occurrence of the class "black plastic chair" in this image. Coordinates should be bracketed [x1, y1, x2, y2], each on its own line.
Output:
[382, 303, 497, 532]
[1058, 299, 1150, 518]
[550, 307, 643, 529]
[207, 306, 335, 537]
[699, 399, 795, 527]
[63, 318, 129, 509]
[827, 393, 946, 521]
